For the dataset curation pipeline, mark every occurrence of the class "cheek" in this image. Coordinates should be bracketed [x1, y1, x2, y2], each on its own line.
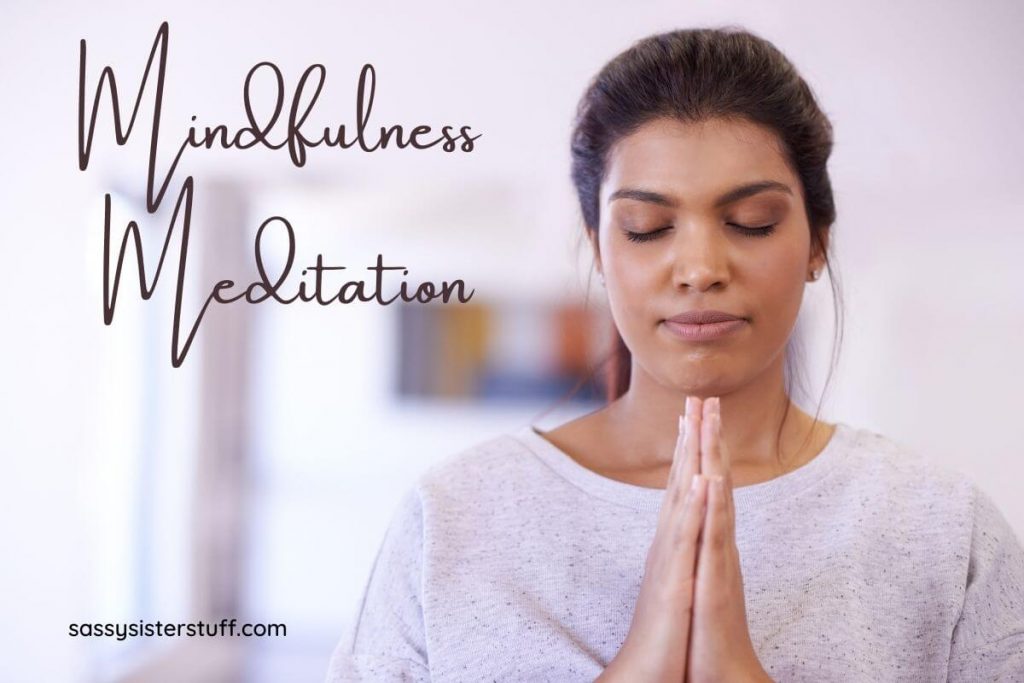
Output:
[605, 249, 661, 316]
[743, 242, 807, 318]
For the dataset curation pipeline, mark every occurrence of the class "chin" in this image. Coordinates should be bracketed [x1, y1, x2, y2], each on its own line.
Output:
[661, 364, 739, 397]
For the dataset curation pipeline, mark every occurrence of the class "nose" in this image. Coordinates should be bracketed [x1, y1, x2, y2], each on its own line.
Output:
[671, 220, 730, 292]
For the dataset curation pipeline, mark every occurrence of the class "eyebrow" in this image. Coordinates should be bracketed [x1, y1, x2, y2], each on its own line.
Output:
[607, 180, 793, 209]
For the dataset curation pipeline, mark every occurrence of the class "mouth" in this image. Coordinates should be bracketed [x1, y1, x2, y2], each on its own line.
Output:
[661, 318, 747, 342]
[665, 309, 745, 325]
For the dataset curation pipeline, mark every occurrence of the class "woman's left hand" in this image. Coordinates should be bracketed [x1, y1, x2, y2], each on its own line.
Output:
[684, 396, 774, 683]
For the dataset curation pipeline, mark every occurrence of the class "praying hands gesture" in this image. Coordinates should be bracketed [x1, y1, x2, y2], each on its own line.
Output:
[596, 396, 774, 683]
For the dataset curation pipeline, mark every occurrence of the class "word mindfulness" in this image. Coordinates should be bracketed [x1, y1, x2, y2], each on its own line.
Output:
[78, 21, 478, 367]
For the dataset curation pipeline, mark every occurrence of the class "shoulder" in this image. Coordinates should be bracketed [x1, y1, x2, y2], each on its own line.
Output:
[835, 424, 1015, 542]
[839, 424, 973, 500]
[371, 434, 537, 551]
[409, 428, 552, 515]
[834, 428, 1024, 666]
[419, 430, 539, 487]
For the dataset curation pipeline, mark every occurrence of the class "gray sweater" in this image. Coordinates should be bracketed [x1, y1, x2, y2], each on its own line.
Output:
[326, 422, 1024, 681]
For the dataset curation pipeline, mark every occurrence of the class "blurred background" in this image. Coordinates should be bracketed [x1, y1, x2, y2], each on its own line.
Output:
[2, 0, 1022, 681]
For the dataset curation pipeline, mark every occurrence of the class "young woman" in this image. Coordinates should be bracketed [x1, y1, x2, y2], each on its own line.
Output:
[326, 27, 1024, 682]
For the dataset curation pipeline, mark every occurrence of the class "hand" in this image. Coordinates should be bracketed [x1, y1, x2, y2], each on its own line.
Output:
[596, 403, 709, 682]
[686, 396, 773, 683]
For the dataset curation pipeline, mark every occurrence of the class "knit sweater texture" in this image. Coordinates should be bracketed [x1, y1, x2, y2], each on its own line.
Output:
[326, 422, 1024, 681]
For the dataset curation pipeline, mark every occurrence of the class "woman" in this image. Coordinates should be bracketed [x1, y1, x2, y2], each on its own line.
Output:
[326, 27, 1024, 681]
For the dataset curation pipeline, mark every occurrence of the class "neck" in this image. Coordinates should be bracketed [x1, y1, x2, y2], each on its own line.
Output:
[604, 352, 821, 479]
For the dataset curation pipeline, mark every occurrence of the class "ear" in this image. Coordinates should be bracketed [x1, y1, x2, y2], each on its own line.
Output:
[809, 226, 830, 274]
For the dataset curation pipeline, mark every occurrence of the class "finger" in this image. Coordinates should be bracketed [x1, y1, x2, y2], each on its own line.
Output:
[684, 395, 703, 480]
[719, 407, 733, 472]
[720, 477, 747, 608]
[712, 399, 738, 537]
[698, 475, 729, 573]
[672, 473, 708, 563]
[671, 475, 707, 652]
[666, 412, 687, 492]
[701, 397, 726, 480]
[657, 414, 690, 530]
[678, 397, 700, 494]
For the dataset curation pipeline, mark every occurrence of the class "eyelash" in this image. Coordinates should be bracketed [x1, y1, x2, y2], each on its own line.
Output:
[624, 223, 777, 243]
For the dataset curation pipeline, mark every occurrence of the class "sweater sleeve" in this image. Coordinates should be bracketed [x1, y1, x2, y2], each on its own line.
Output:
[947, 485, 1024, 681]
[325, 487, 430, 682]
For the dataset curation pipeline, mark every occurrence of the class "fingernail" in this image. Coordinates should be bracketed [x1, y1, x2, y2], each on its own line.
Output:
[691, 473, 701, 491]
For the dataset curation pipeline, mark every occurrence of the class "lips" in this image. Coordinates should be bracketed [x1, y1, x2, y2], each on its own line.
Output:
[662, 309, 747, 342]
[665, 309, 745, 324]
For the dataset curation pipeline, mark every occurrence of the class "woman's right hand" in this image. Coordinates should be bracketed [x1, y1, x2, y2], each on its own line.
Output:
[596, 397, 708, 682]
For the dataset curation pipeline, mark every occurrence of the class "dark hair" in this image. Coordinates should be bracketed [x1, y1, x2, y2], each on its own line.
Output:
[553, 26, 844, 462]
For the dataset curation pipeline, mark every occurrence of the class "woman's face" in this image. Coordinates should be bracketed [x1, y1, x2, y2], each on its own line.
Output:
[595, 116, 825, 394]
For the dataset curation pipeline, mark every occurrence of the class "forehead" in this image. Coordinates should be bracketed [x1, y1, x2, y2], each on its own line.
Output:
[600, 117, 797, 207]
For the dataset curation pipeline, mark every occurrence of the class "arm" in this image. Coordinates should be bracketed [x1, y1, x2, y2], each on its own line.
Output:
[325, 487, 430, 683]
[947, 485, 1024, 681]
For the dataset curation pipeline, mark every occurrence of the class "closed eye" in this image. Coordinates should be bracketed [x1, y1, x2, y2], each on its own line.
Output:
[624, 223, 777, 243]
[624, 226, 672, 243]
[728, 222, 777, 237]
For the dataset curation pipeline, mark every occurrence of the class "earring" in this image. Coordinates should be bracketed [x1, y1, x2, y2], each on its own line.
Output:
[808, 269, 821, 281]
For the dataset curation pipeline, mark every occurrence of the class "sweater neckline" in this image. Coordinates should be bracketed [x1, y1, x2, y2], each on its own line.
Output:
[513, 421, 857, 512]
